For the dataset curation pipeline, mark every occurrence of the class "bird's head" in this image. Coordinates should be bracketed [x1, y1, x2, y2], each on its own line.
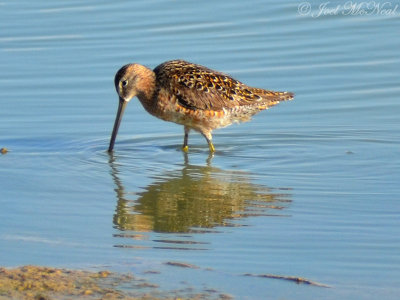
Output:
[114, 64, 143, 102]
[108, 64, 155, 152]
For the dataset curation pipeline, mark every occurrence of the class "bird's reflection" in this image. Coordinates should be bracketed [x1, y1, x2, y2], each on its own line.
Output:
[108, 153, 291, 236]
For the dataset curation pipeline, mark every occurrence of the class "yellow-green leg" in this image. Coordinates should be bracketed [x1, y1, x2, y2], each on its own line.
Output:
[208, 142, 215, 153]
[201, 131, 215, 153]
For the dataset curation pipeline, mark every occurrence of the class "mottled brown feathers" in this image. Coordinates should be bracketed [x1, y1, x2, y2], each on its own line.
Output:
[154, 60, 294, 111]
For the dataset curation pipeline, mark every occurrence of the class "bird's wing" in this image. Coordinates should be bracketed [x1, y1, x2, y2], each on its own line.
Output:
[154, 60, 293, 111]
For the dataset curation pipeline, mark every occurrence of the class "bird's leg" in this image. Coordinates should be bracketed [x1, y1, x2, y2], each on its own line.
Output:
[201, 131, 215, 153]
[182, 126, 190, 152]
[208, 141, 215, 153]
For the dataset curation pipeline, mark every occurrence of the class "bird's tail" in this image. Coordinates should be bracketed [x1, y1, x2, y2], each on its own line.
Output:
[277, 91, 294, 101]
[257, 90, 294, 110]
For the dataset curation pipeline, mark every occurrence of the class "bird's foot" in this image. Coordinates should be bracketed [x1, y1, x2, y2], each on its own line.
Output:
[182, 145, 189, 153]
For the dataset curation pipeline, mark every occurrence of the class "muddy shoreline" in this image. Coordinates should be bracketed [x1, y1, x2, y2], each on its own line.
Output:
[0, 265, 230, 300]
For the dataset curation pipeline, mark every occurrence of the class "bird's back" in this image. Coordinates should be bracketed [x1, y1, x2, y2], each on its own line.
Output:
[153, 60, 294, 113]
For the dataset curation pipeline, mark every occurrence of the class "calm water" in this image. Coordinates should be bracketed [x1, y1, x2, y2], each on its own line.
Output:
[1, 0, 400, 299]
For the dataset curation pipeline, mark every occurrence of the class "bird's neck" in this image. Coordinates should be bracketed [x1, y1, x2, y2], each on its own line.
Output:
[136, 67, 157, 113]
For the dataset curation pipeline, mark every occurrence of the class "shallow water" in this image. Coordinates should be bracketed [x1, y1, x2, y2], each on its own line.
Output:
[1, 1, 400, 299]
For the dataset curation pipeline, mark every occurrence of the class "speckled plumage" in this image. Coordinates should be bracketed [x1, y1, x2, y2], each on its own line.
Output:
[108, 60, 294, 153]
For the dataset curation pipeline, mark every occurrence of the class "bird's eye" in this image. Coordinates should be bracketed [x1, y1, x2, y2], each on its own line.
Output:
[121, 80, 128, 87]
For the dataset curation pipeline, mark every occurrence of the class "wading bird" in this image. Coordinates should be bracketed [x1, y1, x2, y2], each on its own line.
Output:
[108, 60, 294, 153]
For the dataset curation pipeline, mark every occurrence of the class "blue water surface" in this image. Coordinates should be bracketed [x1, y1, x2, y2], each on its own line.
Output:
[1, 1, 400, 299]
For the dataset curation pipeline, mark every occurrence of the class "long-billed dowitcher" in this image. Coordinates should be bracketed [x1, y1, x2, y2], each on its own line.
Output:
[108, 60, 294, 153]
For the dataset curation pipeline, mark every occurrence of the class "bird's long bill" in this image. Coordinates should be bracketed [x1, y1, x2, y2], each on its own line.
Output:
[108, 98, 127, 152]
